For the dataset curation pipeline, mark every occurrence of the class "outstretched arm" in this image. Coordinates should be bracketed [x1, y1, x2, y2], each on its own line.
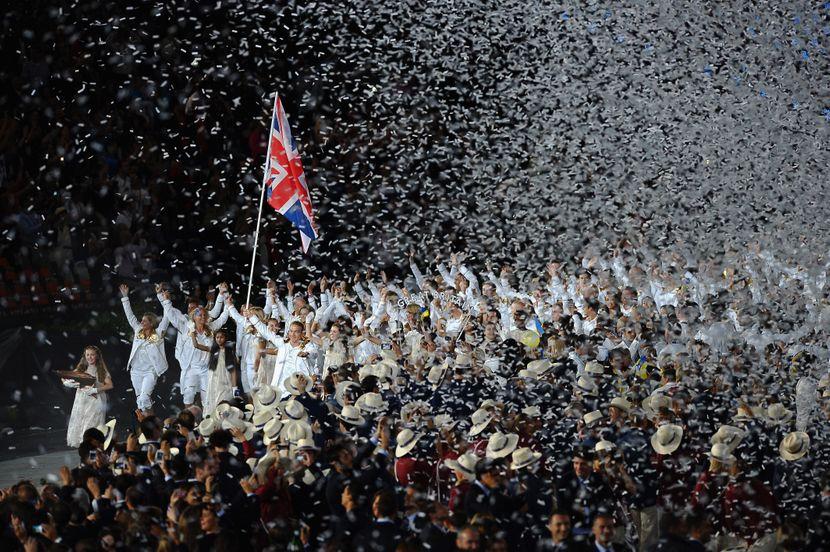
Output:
[119, 285, 140, 332]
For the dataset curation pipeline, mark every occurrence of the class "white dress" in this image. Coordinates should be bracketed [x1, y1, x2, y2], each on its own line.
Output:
[65, 364, 107, 448]
[204, 353, 234, 416]
[254, 345, 276, 389]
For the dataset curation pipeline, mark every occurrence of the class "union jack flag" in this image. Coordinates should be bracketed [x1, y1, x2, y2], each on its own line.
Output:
[263, 93, 318, 253]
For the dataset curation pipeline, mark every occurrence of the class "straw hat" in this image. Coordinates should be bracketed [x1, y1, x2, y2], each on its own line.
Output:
[252, 408, 276, 430]
[594, 440, 617, 454]
[522, 405, 542, 418]
[262, 418, 284, 446]
[510, 447, 542, 470]
[395, 428, 422, 458]
[650, 424, 684, 454]
[517, 369, 538, 380]
[355, 392, 389, 415]
[377, 358, 401, 378]
[468, 408, 494, 437]
[96, 419, 117, 450]
[765, 403, 793, 426]
[336, 405, 366, 426]
[711, 425, 746, 451]
[281, 420, 313, 446]
[584, 361, 605, 375]
[642, 394, 671, 419]
[279, 399, 309, 423]
[283, 372, 312, 396]
[583, 410, 604, 428]
[575, 376, 598, 395]
[446, 452, 479, 481]
[608, 397, 632, 413]
[221, 417, 255, 442]
[527, 359, 552, 375]
[254, 386, 279, 411]
[779, 431, 810, 461]
[400, 400, 430, 424]
[198, 417, 217, 437]
[294, 438, 320, 452]
[486, 432, 520, 459]
[479, 399, 499, 411]
[707, 442, 737, 465]
[427, 362, 450, 386]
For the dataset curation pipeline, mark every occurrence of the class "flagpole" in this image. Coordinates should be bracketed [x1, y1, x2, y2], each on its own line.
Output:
[245, 93, 279, 308]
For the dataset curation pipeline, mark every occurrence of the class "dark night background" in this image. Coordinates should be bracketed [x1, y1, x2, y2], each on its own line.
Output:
[1, 0, 829, 451]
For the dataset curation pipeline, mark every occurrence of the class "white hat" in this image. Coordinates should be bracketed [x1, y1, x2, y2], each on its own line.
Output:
[377, 358, 401, 379]
[707, 442, 737, 465]
[395, 428, 422, 458]
[198, 417, 217, 437]
[479, 399, 499, 411]
[254, 386, 279, 411]
[400, 400, 431, 424]
[336, 405, 366, 426]
[96, 419, 117, 450]
[280, 399, 309, 423]
[294, 438, 320, 452]
[642, 394, 671, 419]
[215, 402, 245, 423]
[432, 414, 460, 429]
[575, 376, 598, 395]
[510, 447, 542, 470]
[445, 452, 478, 481]
[526, 359, 552, 375]
[584, 361, 605, 375]
[426, 362, 450, 386]
[608, 397, 632, 413]
[355, 392, 389, 415]
[468, 408, 494, 437]
[650, 424, 683, 454]
[221, 417, 255, 442]
[252, 408, 276, 430]
[281, 420, 313, 446]
[711, 425, 745, 451]
[594, 440, 617, 454]
[334, 381, 361, 407]
[765, 403, 793, 426]
[779, 431, 810, 461]
[283, 372, 313, 396]
[262, 418, 284, 446]
[583, 410, 604, 428]
[485, 432, 520, 459]
[517, 369, 538, 380]
[522, 405, 542, 418]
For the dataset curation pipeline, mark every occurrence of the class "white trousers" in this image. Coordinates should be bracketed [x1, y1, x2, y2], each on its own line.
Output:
[182, 363, 209, 405]
[130, 367, 157, 411]
[241, 361, 256, 393]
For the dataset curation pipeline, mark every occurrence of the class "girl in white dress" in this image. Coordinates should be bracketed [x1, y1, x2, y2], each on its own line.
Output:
[226, 297, 265, 398]
[120, 284, 170, 414]
[64, 346, 114, 448]
[202, 330, 239, 415]
[253, 336, 277, 389]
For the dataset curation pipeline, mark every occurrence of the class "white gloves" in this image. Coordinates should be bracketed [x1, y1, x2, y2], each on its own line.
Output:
[62, 379, 80, 389]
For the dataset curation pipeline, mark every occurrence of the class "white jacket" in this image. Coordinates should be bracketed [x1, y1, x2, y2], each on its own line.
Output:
[249, 315, 316, 393]
[121, 297, 170, 376]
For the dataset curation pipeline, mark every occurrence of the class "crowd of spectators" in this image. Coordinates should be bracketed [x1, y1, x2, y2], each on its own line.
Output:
[1, 245, 829, 551]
